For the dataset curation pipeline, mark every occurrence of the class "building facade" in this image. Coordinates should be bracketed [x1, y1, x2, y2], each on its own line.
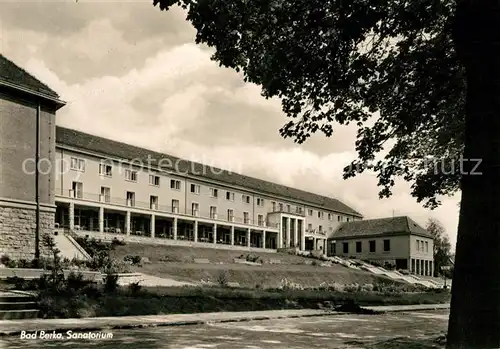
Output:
[0, 55, 65, 259]
[327, 216, 435, 276]
[0, 55, 363, 259]
[53, 126, 362, 253]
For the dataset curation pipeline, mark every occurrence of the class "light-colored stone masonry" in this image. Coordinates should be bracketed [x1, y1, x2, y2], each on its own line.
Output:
[0, 206, 53, 260]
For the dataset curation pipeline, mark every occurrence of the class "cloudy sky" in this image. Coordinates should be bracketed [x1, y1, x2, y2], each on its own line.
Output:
[0, 0, 460, 248]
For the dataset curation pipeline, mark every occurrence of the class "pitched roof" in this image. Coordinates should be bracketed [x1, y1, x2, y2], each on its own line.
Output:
[0, 54, 60, 98]
[55, 126, 362, 217]
[330, 216, 432, 239]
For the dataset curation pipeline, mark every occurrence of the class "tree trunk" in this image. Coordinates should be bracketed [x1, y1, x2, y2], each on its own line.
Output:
[447, 1, 500, 348]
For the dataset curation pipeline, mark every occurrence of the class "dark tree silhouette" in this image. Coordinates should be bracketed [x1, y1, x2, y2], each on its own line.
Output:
[153, 1, 500, 347]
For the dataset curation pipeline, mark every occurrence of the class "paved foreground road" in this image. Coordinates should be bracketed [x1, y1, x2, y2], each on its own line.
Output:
[0, 310, 449, 349]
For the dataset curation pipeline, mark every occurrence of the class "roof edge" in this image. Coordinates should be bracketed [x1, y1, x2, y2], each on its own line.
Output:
[0, 78, 66, 109]
[54, 126, 363, 217]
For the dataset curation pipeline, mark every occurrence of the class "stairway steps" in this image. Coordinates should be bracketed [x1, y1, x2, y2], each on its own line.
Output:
[0, 309, 39, 320]
[0, 295, 36, 303]
[0, 301, 38, 311]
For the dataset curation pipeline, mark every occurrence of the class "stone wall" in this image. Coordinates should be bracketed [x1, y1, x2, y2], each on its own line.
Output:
[0, 206, 54, 260]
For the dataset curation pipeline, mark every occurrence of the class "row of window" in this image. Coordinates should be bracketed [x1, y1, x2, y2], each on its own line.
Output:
[416, 239, 429, 253]
[306, 224, 334, 234]
[71, 182, 267, 226]
[336, 239, 392, 254]
[70, 157, 352, 222]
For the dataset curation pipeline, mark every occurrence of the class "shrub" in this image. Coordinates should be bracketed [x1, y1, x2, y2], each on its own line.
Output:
[16, 259, 29, 268]
[384, 262, 396, 270]
[361, 283, 375, 292]
[6, 259, 17, 268]
[311, 260, 319, 266]
[1, 254, 11, 266]
[124, 255, 142, 265]
[216, 270, 229, 287]
[103, 273, 120, 293]
[128, 282, 142, 295]
[245, 254, 260, 263]
[111, 237, 126, 246]
[344, 283, 361, 293]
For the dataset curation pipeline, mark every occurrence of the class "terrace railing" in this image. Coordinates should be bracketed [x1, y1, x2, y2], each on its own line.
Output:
[56, 189, 280, 229]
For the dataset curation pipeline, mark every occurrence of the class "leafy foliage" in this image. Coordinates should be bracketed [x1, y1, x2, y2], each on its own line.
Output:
[426, 218, 453, 277]
[153, 0, 463, 208]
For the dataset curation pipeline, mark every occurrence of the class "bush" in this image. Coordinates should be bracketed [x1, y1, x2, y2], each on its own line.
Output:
[384, 262, 396, 270]
[245, 254, 260, 263]
[361, 283, 375, 292]
[6, 259, 17, 268]
[0, 254, 11, 265]
[216, 270, 229, 287]
[124, 255, 142, 265]
[111, 237, 126, 246]
[128, 282, 142, 295]
[311, 260, 319, 266]
[103, 273, 119, 293]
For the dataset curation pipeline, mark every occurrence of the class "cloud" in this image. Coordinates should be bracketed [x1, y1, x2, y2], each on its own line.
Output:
[1, 1, 460, 249]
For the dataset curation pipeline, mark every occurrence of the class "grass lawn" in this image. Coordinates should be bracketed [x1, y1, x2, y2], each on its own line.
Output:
[111, 242, 310, 264]
[135, 262, 402, 288]
[111, 243, 408, 288]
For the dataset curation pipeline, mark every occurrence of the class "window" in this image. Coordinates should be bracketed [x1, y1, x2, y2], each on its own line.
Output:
[369, 240, 376, 253]
[210, 188, 218, 198]
[170, 179, 181, 190]
[425, 241, 429, 253]
[191, 203, 199, 216]
[171, 199, 179, 213]
[308, 209, 313, 216]
[286, 204, 291, 213]
[307, 223, 312, 231]
[72, 182, 83, 199]
[343, 242, 349, 254]
[226, 191, 235, 201]
[99, 163, 112, 177]
[243, 212, 250, 224]
[279, 203, 283, 211]
[318, 211, 321, 218]
[100, 186, 110, 203]
[149, 175, 160, 186]
[296, 207, 303, 214]
[150, 195, 158, 210]
[227, 209, 234, 222]
[70, 157, 85, 171]
[338, 216, 342, 222]
[242, 194, 250, 204]
[210, 206, 217, 219]
[256, 198, 264, 206]
[125, 169, 137, 182]
[126, 191, 135, 207]
[318, 225, 323, 233]
[383, 239, 391, 252]
[190, 184, 200, 194]
[356, 241, 362, 253]
[416, 240, 420, 251]
[328, 213, 332, 220]
[346, 217, 350, 222]
[258, 214, 264, 226]
[272, 202, 276, 211]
